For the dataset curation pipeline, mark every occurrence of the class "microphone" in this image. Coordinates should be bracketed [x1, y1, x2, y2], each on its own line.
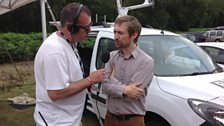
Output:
[97, 51, 110, 94]
[101, 51, 110, 64]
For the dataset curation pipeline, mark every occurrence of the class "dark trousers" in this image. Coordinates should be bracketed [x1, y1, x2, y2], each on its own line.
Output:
[104, 111, 145, 126]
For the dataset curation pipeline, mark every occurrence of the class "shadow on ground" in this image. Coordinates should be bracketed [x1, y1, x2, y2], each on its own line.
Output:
[82, 110, 100, 126]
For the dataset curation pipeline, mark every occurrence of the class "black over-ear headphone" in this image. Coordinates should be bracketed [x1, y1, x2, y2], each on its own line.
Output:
[68, 4, 83, 34]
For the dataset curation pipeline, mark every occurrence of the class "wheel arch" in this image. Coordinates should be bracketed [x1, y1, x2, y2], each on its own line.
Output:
[144, 111, 171, 126]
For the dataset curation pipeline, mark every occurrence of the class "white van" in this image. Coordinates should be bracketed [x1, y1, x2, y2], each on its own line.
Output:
[84, 26, 224, 126]
[204, 30, 224, 42]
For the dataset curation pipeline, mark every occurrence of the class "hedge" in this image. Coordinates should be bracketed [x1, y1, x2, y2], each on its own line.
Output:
[0, 33, 42, 64]
[0, 33, 95, 64]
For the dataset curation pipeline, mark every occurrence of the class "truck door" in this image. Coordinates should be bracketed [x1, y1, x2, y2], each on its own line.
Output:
[89, 31, 116, 121]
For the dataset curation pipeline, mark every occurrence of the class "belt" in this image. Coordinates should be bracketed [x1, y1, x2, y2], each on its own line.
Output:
[109, 112, 141, 121]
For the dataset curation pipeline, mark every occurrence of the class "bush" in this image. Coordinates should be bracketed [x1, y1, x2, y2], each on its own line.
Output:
[0, 33, 95, 64]
[0, 33, 42, 64]
[79, 37, 96, 48]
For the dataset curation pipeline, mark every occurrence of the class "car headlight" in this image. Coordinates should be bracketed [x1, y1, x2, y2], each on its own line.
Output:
[188, 98, 224, 126]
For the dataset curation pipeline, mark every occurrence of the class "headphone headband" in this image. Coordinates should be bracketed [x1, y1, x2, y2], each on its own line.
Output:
[73, 4, 83, 25]
[68, 4, 83, 34]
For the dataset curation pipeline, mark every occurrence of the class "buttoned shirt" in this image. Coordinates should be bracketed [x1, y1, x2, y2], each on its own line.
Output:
[102, 46, 154, 115]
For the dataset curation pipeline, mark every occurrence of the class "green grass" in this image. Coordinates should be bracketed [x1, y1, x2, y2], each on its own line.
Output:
[0, 61, 99, 126]
[188, 28, 207, 32]
[0, 100, 35, 126]
[175, 28, 208, 34]
[0, 61, 36, 126]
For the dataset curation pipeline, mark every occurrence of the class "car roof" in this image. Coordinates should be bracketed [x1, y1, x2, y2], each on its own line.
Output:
[197, 42, 224, 49]
[205, 30, 224, 32]
[91, 26, 179, 36]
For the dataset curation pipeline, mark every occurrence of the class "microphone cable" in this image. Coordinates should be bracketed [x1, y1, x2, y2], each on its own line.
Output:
[95, 51, 110, 126]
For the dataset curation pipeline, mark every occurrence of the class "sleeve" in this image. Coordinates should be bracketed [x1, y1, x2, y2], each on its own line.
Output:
[102, 53, 125, 98]
[43, 53, 69, 90]
[131, 57, 154, 92]
[102, 53, 154, 97]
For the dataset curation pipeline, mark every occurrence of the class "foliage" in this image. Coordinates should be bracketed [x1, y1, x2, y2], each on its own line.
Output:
[0, 0, 223, 32]
[0, 33, 95, 64]
[79, 37, 96, 48]
[0, 33, 42, 64]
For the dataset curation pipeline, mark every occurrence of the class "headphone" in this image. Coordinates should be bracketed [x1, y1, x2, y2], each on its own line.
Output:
[68, 4, 83, 34]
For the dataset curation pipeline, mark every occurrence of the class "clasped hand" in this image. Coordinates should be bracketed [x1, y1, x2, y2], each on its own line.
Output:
[123, 82, 143, 99]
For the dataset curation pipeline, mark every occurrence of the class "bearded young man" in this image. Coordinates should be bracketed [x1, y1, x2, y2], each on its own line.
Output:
[102, 15, 154, 126]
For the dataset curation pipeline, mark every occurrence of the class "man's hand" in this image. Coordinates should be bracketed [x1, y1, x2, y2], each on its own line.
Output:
[89, 69, 105, 84]
[110, 64, 115, 79]
[123, 82, 143, 99]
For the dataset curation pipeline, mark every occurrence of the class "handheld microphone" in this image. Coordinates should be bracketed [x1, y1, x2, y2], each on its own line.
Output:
[95, 51, 110, 126]
[101, 51, 110, 65]
[97, 51, 110, 94]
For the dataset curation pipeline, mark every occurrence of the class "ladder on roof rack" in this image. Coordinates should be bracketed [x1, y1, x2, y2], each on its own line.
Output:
[44, 0, 60, 30]
[116, 0, 155, 17]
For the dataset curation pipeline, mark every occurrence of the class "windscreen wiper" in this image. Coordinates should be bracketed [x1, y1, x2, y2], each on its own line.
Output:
[179, 70, 215, 76]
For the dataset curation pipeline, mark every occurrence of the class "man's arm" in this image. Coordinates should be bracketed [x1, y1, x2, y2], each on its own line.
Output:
[102, 55, 153, 99]
[43, 53, 105, 101]
[131, 58, 154, 91]
[101, 59, 125, 97]
[48, 69, 105, 101]
[119, 57, 154, 99]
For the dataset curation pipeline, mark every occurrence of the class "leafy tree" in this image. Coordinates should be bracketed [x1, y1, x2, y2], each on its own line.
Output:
[0, 0, 224, 32]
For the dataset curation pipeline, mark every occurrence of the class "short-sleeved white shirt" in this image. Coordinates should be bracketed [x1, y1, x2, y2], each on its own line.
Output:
[34, 32, 85, 126]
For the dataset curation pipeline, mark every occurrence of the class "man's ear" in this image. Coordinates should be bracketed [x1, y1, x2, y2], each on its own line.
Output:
[131, 32, 138, 40]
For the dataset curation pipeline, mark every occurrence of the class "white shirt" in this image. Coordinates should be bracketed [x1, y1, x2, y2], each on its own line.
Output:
[34, 32, 85, 126]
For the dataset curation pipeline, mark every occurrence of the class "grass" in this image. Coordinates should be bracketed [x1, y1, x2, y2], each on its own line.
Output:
[188, 28, 207, 32]
[0, 61, 100, 126]
[0, 101, 35, 126]
[0, 61, 35, 126]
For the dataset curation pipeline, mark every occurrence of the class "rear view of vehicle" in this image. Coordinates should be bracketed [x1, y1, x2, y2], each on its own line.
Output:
[204, 30, 224, 42]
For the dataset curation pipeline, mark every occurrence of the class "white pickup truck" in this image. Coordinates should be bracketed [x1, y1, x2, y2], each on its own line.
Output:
[78, 24, 224, 126]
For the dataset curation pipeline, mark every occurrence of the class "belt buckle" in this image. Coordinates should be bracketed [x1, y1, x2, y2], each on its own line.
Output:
[121, 115, 127, 121]
[110, 112, 131, 121]
[117, 115, 129, 121]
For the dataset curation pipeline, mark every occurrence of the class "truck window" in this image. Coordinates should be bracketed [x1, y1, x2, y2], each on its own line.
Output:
[210, 31, 216, 37]
[217, 31, 222, 37]
[138, 35, 215, 76]
[78, 37, 96, 77]
[201, 46, 224, 64]
[96, 38, 116, 69]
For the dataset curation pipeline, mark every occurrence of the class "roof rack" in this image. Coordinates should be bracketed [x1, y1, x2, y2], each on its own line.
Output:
[116, 0, 155, 16]
[91, 22, 113, 28]
[142, 25, 153, 29]
[49, 21, 60, 28]
[207, 26, 224, 30]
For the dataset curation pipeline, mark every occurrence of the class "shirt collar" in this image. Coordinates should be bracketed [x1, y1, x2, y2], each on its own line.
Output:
[118, 46, 140, 59]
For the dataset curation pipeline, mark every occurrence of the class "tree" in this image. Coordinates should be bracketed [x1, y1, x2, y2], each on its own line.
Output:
[0, 0, 224, 33]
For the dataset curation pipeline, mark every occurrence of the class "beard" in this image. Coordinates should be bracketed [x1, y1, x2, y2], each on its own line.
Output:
[115, 40, 130, 49]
